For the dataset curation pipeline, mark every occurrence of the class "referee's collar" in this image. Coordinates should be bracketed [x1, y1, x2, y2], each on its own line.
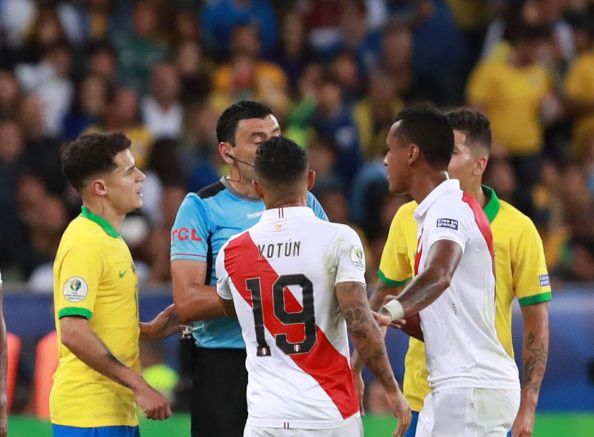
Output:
[81, 206, 121, 238]
[261, 206, 315, 222]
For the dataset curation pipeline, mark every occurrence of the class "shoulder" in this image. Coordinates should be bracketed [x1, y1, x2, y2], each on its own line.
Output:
[197, 180, 226, 200]
[495, 200, 537, 232]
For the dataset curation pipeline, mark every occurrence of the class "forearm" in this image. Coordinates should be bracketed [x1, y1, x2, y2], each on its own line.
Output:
[396, 269, 449, 316]
[345, 306, 398, 394]
[173, 284, 225, 323]
[63, 326, 146, 391]
[520, 304, 549, 410]
[0, 318, 6, 394]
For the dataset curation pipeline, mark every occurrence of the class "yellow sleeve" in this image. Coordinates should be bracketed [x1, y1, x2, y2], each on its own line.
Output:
[466, 60, 494, 106]
[511, 219, 552, 307]
[55, 243, 103, 319]
[378, 205, 414, 286]
[564, 58, 586, 98]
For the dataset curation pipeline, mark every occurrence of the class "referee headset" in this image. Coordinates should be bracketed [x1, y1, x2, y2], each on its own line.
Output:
[221, 141, 256, 184]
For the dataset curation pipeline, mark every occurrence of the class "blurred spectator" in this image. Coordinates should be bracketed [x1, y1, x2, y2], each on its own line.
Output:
[211, 23, 289, 116]
[15, 42, 74, 136]
[307, 130, 343, 191]
[311, 74, 362, 190]
[174, 41, 213, 105]
[377, 24, 413, 101]
[141, 63, 184, 139]
[0, 70, 22, 118]
[467, 22, 561, 217]
[564, 22, 594, 159]
[90, 86, 154, 169]
[353, 69, 404, 159]
[86, 40, 118, 82]
[201, 0, 278, 59]
[111, 0, 166, 93]
[62, 74, 109, 140]
[140, 340, 179, 402]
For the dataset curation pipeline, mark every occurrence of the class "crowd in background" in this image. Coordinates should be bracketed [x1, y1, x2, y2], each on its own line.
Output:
[1, 0, 594, 289]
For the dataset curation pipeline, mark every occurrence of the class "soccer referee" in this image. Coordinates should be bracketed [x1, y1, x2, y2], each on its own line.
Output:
[51, 133, 180, 437]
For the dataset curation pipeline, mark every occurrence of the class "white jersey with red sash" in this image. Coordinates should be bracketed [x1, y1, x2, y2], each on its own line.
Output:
[413, 179, 519, 392]
[216, 206, 364, 430]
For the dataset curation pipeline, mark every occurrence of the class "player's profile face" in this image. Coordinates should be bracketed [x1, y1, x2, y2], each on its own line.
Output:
[384, 122, 409, 195]
[448, 130, 474, 184]
[104, 149, 146, 214]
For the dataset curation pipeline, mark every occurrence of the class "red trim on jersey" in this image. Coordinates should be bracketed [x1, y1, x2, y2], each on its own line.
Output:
[414, 231, 423, 276]
[462, 193, 496, 288]
[224, 232, 359, 419]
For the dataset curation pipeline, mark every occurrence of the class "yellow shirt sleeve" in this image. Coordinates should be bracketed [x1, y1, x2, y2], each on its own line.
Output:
[378, 203, 416, 286]
[511, 218, 553, 306]
[565, 57, 587, 99]
[55, 242, 103, 319]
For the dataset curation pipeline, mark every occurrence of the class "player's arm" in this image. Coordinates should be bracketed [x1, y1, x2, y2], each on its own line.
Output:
[59, 316, 171, 420]
[336, 281, 411, 436]
[0, 276, 7, 437]
[171, 261, 225, 323]
[512, 302, 549, 437]
[214, 243, 236, 318]
[380, 240, 462, 323]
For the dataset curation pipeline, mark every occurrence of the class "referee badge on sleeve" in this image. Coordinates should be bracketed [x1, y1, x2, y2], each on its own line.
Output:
[350, 246, 365, 271]
[63, 277, 89, 302]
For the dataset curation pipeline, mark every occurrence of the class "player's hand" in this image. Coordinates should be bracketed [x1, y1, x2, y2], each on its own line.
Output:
[140, 304, 187, 339]
[389, 319, 407, 330]
[511, 405, 535, 437]
[385, 388, 411, 437]
[372, 310, 392, 327]
[134, 383, 172, 420]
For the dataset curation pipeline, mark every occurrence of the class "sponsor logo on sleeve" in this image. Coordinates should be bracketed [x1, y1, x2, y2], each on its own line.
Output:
[63, 277, 88, 302]
[436, 218, 459, 230]
[350, 246, 365, 271]
[539, 274, 550, 287]
[171, 228, 203, 242]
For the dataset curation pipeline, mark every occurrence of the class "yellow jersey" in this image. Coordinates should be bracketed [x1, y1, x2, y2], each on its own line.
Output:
[379, 186, 552, 411]
[50, 206, 141, 427]
[466, 56, 551, 155]
[564, 52, 594, 158]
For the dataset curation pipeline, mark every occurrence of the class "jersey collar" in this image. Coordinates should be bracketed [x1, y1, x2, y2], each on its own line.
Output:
[414, 178, 460, 222]
[481, 185, 500, 223]
[80, 206, 121, 238]
[260, 206, 315, 222]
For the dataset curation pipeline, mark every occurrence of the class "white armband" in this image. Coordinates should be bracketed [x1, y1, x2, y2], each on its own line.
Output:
[380, 299, 405, 322]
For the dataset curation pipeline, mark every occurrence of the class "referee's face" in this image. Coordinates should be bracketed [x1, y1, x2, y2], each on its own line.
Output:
[105, 149, 146, 214]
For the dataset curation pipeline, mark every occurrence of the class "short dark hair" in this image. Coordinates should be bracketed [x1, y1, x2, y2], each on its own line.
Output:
[216, 100, 273, 144]
[62, 132, 131, 191]
[445, 108, 491, 152]
[393, 106, 454, 169]
[255, 136, 308, 186]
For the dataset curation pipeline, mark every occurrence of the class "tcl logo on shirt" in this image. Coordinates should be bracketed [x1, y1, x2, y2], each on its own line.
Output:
[171, 228, 203, 241]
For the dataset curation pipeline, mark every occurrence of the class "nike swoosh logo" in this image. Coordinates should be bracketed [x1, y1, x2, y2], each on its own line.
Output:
[119, 270, 127, 278]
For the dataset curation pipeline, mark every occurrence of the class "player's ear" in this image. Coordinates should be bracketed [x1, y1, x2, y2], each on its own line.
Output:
[91, 178, 108, 197]
[307, 169, 316, 191]
[253, 178, 264, 199]
[219, 142, 235, 165]
[408, 143, 420, 165]
[474, 156, 488, 176]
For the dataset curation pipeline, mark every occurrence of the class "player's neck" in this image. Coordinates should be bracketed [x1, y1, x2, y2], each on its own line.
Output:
[82, 200, 125, 233]
[466, 183, 486, 207]
[226, 173, 259, 199]
[411, 170, 449, 204]
[265, 195, 307, 210]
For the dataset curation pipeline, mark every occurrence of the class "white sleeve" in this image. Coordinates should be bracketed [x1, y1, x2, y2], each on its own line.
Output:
[335, 226, 367, 286]
[215, 243, 232, 300]
[424, 202, 470, 253]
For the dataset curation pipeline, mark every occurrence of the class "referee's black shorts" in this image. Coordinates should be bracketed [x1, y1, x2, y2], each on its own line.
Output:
[191, 347, 248, 437]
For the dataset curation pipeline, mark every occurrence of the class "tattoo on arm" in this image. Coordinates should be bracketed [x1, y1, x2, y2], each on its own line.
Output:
[523, 331, 547, 395]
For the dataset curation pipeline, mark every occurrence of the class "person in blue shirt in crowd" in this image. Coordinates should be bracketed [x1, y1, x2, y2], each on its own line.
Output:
[170, 100, 327, 437]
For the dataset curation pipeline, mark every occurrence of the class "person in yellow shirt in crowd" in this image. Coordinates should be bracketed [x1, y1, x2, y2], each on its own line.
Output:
[366, 109, 551, 437]
[564, 23, 594, 159]
[51, 133, 181, 437]
[467, 23, 555, 217]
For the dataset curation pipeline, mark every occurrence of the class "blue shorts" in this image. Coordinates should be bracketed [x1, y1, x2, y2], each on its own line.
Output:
[52, 425, 140, 437]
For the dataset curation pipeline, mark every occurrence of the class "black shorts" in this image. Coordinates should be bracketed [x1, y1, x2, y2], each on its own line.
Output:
[191, 348, 248, 437]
